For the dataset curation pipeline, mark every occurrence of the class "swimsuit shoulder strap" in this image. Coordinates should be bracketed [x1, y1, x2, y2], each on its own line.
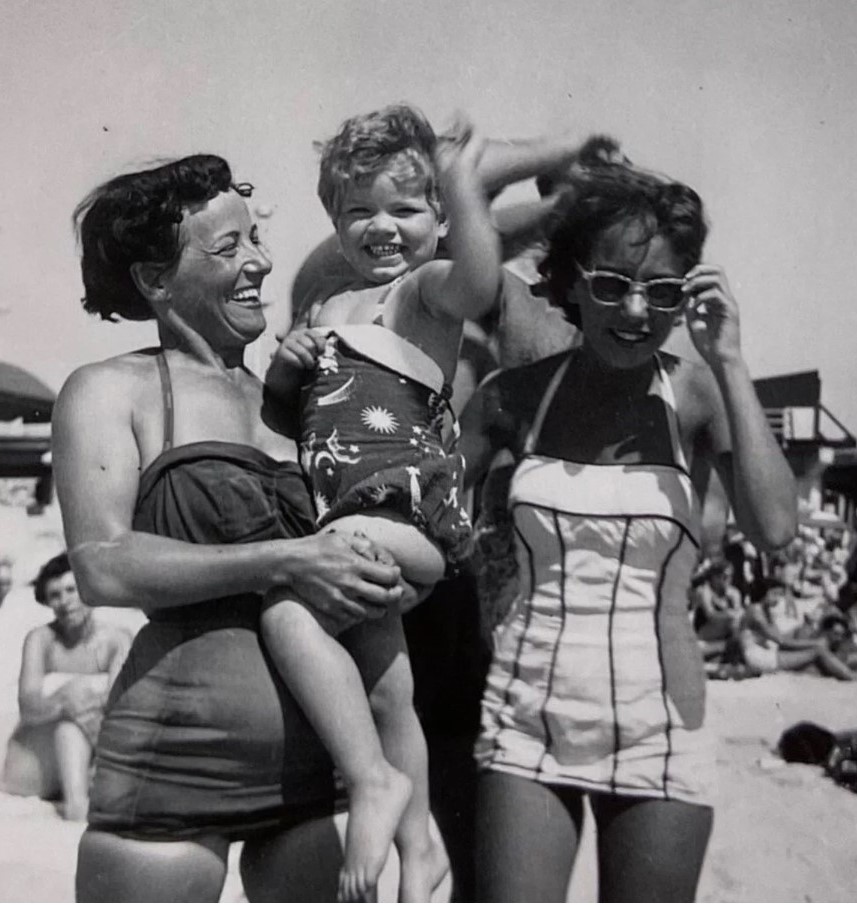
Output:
[653, 354, 689, 473]
[523, 353, 573, 456]
[371, 276, 405, 326]
[155, 351, 175, 452]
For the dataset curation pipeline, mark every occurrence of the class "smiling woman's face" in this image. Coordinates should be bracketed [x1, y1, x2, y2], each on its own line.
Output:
[570, 218, 685, 370]
[163, 190, 273, 348]
[44, 570, 89, 631]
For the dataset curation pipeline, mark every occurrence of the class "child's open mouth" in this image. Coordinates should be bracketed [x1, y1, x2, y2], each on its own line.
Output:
[366, 244, 404, 259]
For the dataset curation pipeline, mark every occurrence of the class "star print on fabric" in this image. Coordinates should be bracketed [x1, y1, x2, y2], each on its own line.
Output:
[317, 335, 340, 374]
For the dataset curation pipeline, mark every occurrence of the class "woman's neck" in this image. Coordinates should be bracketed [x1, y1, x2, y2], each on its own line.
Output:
[157, 325, 246, 373]
[54, 611, 95, 649]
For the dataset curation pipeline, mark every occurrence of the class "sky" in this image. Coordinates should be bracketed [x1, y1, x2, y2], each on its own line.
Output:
[1, 0, 856, 433]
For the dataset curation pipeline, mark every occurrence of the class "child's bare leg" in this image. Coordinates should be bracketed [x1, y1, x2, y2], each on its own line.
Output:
[343, 611, 450, 903]
[328, 512, 445, 586]
[260, 597, 411, 902]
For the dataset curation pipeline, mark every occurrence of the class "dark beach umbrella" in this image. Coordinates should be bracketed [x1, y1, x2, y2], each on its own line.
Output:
[0, 363, 55, 423]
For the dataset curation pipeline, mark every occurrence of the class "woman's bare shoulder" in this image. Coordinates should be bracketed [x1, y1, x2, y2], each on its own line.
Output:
[56, 349, 159, 411]
[22, 622, 51, 650]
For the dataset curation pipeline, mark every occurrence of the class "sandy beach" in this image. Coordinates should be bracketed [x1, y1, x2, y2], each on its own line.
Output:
[1, 508, 856, 902]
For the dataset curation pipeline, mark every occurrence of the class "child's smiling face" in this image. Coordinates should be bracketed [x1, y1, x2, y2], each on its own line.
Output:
[335, 167, 447, 284]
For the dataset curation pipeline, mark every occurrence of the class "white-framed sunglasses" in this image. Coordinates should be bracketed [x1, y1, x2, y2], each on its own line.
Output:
[575, 262, 686, 311]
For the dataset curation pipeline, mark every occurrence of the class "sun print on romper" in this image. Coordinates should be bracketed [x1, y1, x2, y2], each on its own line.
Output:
[366, 484, 395, 505]
[361, 405, 399, 434]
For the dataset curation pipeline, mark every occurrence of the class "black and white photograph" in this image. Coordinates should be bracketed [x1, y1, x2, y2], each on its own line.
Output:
[1, 1, 856, 901]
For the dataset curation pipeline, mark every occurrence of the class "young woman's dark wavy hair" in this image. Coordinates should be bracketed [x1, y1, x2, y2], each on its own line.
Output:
[73, 154, 251, 322]
[32, 552, 72, 606]
[540, 163, 707, 326]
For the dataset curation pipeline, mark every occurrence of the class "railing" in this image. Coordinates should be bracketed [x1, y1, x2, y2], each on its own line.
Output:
[765, 405, 855, 448]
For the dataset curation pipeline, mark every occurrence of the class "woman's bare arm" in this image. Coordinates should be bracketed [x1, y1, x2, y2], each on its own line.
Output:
[17, 629, 62, 725]
[53, 361, 402, 630]
[684, 266, 797, 551]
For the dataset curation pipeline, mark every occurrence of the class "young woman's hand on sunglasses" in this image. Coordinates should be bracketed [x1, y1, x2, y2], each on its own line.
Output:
[683, 264, 742, 370]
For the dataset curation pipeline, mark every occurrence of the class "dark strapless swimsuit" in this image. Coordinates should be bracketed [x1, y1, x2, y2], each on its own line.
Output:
[88, 353, 337, 840]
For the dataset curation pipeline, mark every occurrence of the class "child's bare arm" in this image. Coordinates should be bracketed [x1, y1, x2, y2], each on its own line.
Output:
[265, 325, 328, 403]
[419, 124, 502, 323]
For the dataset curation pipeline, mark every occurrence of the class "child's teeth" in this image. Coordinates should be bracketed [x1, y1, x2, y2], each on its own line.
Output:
[370, 245, 400, 257]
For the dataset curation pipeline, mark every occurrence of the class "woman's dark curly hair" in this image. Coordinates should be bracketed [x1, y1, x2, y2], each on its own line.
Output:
[73, 154, 251, 321]
[540, 162, 707, 325]
[32, 552, 73, 606]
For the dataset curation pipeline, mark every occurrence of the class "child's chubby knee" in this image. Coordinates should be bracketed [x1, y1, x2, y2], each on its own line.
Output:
[260, 595, 327, 634]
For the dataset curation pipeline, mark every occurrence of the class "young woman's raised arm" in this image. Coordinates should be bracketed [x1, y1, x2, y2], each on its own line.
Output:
[685, 265, 797, 550]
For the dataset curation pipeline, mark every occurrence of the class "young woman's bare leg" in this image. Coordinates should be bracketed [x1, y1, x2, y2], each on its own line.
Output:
[591, 794, 713, 902]
[475, 771, 584, 902]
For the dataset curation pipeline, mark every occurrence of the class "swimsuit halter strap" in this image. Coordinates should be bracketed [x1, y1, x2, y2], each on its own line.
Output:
[522, 352, 689, 473]
[156, 351, 175, 452]
[371, 276, 405, 327]
[652, 354, 690, 473]
[523, 353, 573, 456]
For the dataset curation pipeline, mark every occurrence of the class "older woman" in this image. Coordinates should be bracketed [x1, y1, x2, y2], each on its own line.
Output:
[55, 154, 405, 901]
[462, 161, 796, 901]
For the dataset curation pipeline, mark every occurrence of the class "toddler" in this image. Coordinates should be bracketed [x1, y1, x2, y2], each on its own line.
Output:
[264, 105, 499, 902]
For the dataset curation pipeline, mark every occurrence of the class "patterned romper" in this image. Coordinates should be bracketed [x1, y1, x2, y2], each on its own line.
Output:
[476, 354, 714, 805]
[300, 324, 472, 568]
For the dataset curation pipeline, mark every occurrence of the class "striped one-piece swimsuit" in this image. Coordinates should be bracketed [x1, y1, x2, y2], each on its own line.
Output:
[476, 354, 714, 805]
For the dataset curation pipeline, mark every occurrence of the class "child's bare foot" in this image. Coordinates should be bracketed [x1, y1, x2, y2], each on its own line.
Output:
[338, 765, 412, 902]
[397, 832, 451, 903]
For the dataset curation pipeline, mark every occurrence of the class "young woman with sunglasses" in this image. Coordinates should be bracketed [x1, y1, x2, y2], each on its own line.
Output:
[461, 163, 796, 901]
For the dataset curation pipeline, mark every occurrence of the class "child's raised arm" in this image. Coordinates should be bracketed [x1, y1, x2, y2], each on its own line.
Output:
[417, 124, 502, 324]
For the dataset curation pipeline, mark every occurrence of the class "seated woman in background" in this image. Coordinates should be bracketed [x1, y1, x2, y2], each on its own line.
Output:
[738, 577, 856, 680]
[692, 559, 745, 670]
[2, 553, 130, 820]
